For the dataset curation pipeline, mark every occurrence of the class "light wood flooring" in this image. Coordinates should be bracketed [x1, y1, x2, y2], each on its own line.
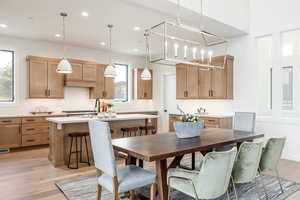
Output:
[0, 146, 300, 200]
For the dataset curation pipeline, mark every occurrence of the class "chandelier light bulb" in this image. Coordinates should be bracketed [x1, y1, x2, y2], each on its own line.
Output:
[174, 43, 179, 57]
[192, 47, 197, 59]
[201, 49, 205, 62]
[208, 50, 213, 64]
[183, 45, 188, 59]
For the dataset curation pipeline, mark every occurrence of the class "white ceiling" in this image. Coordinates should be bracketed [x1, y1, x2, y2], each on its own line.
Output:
[0, 0, 246, 56]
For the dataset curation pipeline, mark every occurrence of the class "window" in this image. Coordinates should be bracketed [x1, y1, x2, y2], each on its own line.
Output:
[256, 36, 272, 115]
[0, 50, 14, 102]
[114, 64, 128, 102]
[281, 29, 300, 113]
[282, 66, 293, 110]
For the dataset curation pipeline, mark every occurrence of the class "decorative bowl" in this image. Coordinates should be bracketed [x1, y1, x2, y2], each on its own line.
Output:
[173, 121, 204, 138]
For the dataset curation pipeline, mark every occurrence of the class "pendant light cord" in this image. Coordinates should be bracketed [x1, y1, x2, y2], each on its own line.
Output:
[108, 25, 112, 65]
[200, 0, 204, 30]
[145, 32, 150, 67]
[60, 13, 67, 59]
[176, 0, 181, 25]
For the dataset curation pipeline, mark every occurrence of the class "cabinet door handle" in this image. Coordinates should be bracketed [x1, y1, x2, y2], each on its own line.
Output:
[144, 92, 147, 98]
[26, 139, 35, 142]
[45, 89, 48, 96]
[211, 90, 214, 96]
[186, 91, 188, 97]
[1, 120, 12, 123]
[26, 119, 35, 122]
[26, 128, 35, 131]
[48, 89, 51, 96]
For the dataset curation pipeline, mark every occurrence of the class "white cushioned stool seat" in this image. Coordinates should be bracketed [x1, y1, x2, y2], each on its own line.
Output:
[98, 165, 156, 193]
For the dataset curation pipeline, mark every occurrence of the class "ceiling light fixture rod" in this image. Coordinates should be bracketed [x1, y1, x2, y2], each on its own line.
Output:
[61, 12, 67, 58]
[108, 24, 113, 65]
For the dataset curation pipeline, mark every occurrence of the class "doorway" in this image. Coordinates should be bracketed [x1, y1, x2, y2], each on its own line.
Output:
[162, 74, 176, 132]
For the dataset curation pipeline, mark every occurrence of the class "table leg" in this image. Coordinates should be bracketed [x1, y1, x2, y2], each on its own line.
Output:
[168, 155, 184, 169]
[145, 119, 148, 135]
[128, 155, 137, 165]
[156, 159, 168, 200]
[191, 152, 195, 170]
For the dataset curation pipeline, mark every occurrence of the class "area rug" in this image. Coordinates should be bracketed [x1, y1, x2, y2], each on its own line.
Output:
[56, 173, 300, 200]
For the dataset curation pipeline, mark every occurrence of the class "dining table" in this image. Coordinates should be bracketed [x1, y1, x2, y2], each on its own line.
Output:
[112, 128, 264, 200]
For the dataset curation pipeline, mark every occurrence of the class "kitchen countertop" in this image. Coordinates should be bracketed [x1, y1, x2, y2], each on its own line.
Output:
[169, 113, 233, 118]
[47, 114, 158, 129]
[0, 109, 158, 118]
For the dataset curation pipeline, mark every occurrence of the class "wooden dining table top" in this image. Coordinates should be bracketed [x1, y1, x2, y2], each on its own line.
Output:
[112, 128, 264, 162]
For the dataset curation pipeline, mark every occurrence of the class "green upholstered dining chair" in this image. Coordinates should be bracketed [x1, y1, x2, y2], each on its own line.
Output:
[168, 147, 237, 200]
[231, 141, 264, 199]
[259, 137, 286, 196]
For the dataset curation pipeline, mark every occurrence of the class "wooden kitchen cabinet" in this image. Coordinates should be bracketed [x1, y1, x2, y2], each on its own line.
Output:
[47, 61, 64, 98]
[137, 68, 153, 99]
[66, 63, 83, 81]
[0, 118, 21, 149]
[169, 114, 232, 131]
[176, 55, 234, 99]
[27, 57, 64, 98]
[65, 61, 97, 87]
[176, 64, 199, 99]
[90, 64, 115, 99]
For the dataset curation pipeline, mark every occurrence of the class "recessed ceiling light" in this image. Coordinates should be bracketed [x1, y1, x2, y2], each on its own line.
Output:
[0, 24, 8, 28]
[133, 48, 139, 52]
[133, 26, 141, 31]
[81, 11, 89, 17]
[55, 33, 61, 38]
[100, 42, 106, 46]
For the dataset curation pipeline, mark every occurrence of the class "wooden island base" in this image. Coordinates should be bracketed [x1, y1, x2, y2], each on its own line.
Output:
[48, 118, 155, 168]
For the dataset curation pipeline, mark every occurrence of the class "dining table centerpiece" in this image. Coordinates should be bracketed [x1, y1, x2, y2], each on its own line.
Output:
[173, 113, 204, 138]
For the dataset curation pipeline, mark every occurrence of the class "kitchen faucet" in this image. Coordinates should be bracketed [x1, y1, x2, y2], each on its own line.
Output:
[94, 98, 101, 113]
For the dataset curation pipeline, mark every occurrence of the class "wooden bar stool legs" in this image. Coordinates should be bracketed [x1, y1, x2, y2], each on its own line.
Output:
[68, 132, 91, 169]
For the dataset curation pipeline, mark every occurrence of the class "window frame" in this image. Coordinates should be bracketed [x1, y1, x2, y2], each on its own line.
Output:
[0, 50, 15, 103]
[113, 63, 129, 102]
[281, 66, 294, 110]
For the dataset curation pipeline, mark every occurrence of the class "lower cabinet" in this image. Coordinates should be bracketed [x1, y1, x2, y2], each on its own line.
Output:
[0, 116, 63, 149]
[169, 114, 233, 131]
[0, 123, 21, 149]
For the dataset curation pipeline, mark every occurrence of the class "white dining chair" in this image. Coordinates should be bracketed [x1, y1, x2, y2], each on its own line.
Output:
[88, 120, 157, 200]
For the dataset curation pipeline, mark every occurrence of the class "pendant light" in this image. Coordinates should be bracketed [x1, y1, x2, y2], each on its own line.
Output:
[57, 12, 72, 73]
[104, 24, 116, 78]
[141, 32, 152, 80]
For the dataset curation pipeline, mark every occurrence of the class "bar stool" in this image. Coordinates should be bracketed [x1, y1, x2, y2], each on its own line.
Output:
[139, 126, 156, 136]
[120, 127, 139, 137]
[68, 132, 91, 169]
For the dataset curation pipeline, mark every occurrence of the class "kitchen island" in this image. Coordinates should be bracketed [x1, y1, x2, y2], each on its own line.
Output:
[47, 114, 158, 168]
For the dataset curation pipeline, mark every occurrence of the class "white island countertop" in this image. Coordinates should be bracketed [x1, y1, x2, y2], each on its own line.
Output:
[47, 114, 158, 129]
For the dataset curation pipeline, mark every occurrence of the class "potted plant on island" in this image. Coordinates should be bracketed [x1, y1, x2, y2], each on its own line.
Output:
[173, 113, 204, 138]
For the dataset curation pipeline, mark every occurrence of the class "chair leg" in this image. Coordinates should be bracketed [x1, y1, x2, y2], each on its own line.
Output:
[258, 170, 269, 200]
[150, 184, 157, 200]
[226, 190, 230, 200]
[68, 137, 73, 168]
[168, 185, 172, 200]
[275, 169, 284, 194]
[75, 137, 79, 169]
[97, 184, 102, 200]
[254, 177, 261, 200]
[129, 190, 135, 200]
[84, 136, 91, 166]
[231, 177, 238, 200]
[191, 152, 195, 170]
[79, 136, 83, 162]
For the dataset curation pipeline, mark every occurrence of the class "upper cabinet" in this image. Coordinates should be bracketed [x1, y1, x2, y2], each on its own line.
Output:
[136, 68, 153, 99]
[89, 64, 115, 99]
[176, 64, 199, 99]
[27, 56, 64, 98]
[176, 55, 234, 100]
[65, 60, 97, 87]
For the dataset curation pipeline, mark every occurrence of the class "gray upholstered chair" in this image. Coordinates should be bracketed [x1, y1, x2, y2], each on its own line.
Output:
[259, 137, 286, 196]
[231, 141, 264, 199]
[88, 120, 157, 200]
[168, 147, 237, 200]
[234, 112, 256, 132]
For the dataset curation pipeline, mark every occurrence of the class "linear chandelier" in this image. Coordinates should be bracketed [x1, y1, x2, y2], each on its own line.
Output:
[146, 0, 228, 70]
